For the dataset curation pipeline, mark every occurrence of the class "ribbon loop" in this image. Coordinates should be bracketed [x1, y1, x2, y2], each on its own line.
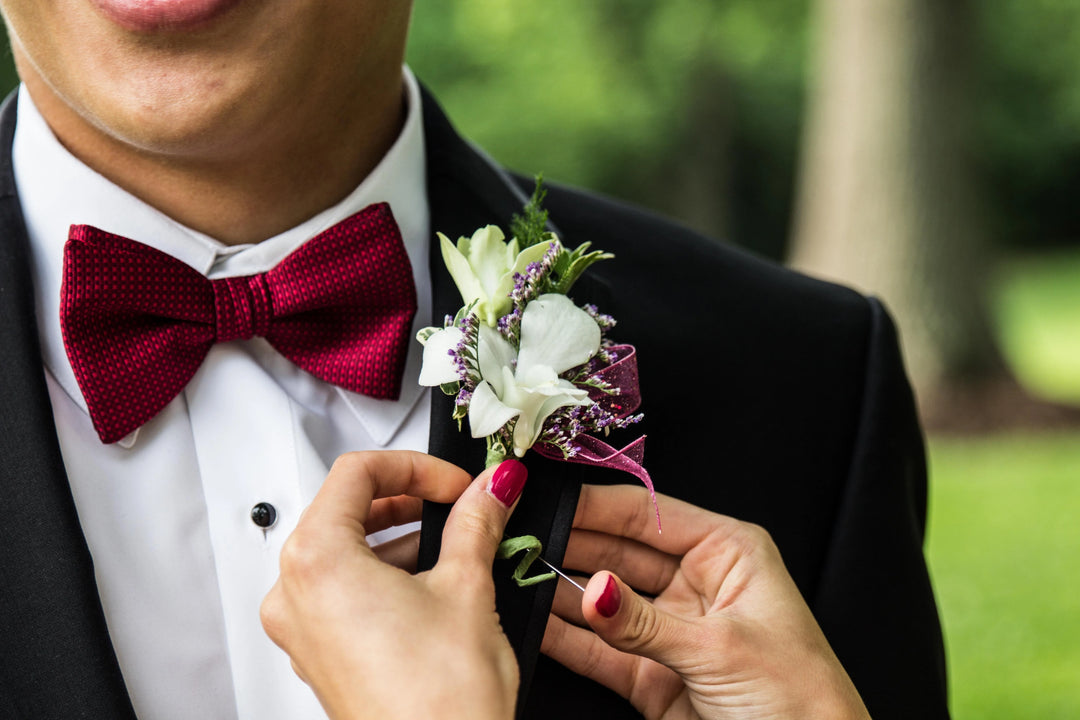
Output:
[536, 342, 660, 531]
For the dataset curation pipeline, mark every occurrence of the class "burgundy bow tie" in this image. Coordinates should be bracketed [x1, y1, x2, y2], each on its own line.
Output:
[60, 202, 418, 444]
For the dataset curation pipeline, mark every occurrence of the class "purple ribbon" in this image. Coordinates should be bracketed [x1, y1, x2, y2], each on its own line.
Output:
[534, 344, 661, 531]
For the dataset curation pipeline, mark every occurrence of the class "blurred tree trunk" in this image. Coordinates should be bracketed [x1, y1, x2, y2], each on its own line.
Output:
[653, 64, 735, 245]
[789, 0, 1004, 409]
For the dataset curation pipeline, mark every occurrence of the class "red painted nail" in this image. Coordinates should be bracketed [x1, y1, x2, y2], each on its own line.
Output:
[595, 575, 621, 618]
[489, 459, 527, 507]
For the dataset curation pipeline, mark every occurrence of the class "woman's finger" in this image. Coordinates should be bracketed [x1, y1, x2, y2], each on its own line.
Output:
[366, 495, 424, 535]
[540, 614, 640, 698]
[436, 458, 528, 581]
[581, 572, 704, 671]
[562, 528, 680, 596]
[300, 451, 472, 537]
[574, 484, 744, 557]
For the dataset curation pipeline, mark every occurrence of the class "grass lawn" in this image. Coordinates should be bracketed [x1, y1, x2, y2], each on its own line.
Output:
[927, 433, 1080, 719]
[927, 248, 1080, 718]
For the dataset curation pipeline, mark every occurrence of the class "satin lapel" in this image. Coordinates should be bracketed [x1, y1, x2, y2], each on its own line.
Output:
[417, 87, 604, 715]
[0, 94, 137, 719]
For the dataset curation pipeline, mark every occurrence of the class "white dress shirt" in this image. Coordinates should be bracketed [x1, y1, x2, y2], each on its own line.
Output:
[15, 68, 432, 720]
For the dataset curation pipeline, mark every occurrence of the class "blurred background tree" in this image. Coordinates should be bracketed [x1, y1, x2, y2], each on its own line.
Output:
[788, 0, 1007, 423]
[405, 0, 1080, 253]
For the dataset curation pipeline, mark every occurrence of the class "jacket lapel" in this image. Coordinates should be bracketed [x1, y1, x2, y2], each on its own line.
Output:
[417, 87, 593, 715]
[0, 93, 137, 720]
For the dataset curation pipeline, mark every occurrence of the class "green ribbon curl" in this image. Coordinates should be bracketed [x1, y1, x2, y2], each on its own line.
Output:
[495, 535, 556, 587]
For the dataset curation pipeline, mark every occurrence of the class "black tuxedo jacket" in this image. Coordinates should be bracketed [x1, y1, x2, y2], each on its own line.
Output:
[0, 88, 949, 719]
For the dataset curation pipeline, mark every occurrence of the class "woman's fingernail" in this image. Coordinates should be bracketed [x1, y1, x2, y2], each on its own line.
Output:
[595, 575, 621, 618]
[489, 458, 527, 507]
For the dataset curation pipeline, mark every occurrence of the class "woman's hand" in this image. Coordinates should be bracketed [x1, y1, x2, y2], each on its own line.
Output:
[543, 484, 871, 720]
[261, 451, 528, 720]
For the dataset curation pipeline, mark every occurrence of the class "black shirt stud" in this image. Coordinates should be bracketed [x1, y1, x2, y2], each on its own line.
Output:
[250, 502, 277, 529]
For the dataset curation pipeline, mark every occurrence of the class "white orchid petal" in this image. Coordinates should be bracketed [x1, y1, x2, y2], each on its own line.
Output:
[490, 239, 554, 307]
[498, 365, 520, 404]
[514, 366, 588, 398]
[440, 232, 487, 308]
[511, 239, 555, 275]
[505, 237, 521, 270]
[515, 363, 558, 387]
[468, 381, 520, 438]
[451, 226, 515, 325]
[477, 325, 517, 396]
[517, 294, 601, 376]
[498, 372, 548, 445]
[479, 300, 511, 328]
[511, 391, 591, 455]
[532, 379, 590, 398]
[537, 389, 592, 419]
[465, 225, 509, 297]
[418, 327, 465, 386]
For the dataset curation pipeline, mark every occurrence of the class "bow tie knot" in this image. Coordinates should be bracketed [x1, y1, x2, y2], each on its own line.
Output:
[213, 274, 273, 342]
[60, 202, 418, 444]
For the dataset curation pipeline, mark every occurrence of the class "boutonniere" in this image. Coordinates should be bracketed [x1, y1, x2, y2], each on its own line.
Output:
[418, 179, 658, 581]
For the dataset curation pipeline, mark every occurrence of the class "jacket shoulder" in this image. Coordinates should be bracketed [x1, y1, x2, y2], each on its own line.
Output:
[533, 178, 875, 353]
[531, 178, 896, 583]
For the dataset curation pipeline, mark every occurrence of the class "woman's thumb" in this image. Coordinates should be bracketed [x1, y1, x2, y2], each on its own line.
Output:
[581, 571, 690, 668]
[438, 458, 527, 573]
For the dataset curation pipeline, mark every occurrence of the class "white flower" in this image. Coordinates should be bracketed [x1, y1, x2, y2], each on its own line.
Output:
[439, 226, 554, 326]
[417, 325, 464, 386]
[419, 294, 601, 457]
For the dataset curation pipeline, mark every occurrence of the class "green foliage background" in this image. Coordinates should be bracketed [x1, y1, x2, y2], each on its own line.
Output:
[407, 0, 1080, 256]
[407, 0, 807, 259]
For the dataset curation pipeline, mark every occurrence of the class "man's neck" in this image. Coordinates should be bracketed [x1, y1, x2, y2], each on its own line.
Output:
[19, 67, 406, 246]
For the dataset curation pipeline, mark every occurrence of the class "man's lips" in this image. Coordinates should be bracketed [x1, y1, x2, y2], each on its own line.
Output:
[90, 0, 242, 32]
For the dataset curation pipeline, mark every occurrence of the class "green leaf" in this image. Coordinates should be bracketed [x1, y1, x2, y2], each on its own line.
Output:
[452, 401, 469, 421]
[510, 174, 551, 249]
[556, 243, 614, 294]
[485, 436, 509, 468]
[452, 303, 474, 326]
[416, 326, 440, 344]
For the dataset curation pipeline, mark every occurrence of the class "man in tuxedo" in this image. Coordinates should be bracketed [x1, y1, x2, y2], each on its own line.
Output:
[0, 1, 948, 719]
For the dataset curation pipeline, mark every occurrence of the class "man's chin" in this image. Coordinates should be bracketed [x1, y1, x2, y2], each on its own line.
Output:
[89, 0, 244, 33]
[88, 92, 276, 161]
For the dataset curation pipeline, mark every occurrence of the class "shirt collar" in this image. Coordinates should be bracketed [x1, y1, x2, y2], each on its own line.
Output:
[16, 66, 430, 448]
